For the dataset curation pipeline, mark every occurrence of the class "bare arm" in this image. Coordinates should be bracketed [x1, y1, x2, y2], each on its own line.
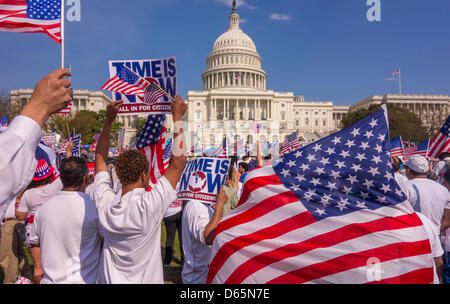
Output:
[95, 101, 123, 175]
[256, 140, 263, 167]
[441, 208, 450, 233]
[204, 187, 228, 245]
[163, 95, 188, 189]
[30, 245, 45, 284]
[66, 140, 73, 159]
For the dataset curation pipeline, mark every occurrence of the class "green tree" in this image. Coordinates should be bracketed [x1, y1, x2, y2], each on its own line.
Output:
[341, 104, 428, 143]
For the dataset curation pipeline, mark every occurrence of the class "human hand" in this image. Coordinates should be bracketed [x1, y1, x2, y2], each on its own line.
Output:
[32, 267, 45, 284]
[106, 100, 123, 124]
[171, 95, 187, 122]
[22, 68, 72, 126]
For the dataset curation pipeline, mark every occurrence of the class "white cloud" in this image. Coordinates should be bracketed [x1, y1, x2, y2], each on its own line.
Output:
[214, 0, 256, 10]
[240, 18, 247, 24]
[270, 13, 292, 21]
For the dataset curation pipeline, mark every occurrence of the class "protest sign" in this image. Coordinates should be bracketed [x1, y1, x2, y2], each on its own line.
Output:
[107, 57, 177, 116]
[178, 158, 230, 205]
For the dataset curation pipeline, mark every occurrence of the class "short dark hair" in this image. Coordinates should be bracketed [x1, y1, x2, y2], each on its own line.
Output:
[60, 157, 89, 188]
[26, 175, 53, 190]
[239, 162, 249, 172]
[439, 152, 450, 161]
[444, 170, 450, 184]
[115, 150, 149, 186]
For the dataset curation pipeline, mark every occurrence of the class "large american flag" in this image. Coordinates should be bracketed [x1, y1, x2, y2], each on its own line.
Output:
[280, 132, 300, 155]
[428, 115, 450, 159]
[101, 65, 148, 96]
[207, 108, 434, 284]
[137, 114, 167, 186]
[144, 80, 165, 105]
[0, 0, 62, 43]
[390, 136, 404, 158]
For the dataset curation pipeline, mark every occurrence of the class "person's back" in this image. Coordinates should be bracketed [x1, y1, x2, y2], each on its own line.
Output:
[31, 191, 102, 284]
[95, 173, 176, 283]
[29, 157, 103, 284]
[410, 178, 449, 229]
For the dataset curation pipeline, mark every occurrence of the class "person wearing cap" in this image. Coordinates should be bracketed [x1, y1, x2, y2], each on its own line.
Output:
[391, 156, 418, 208]
[15, 159, 64, 246]
[0, 69, 72, 219]
[430, 152, 450, 184]
[405, 155, 450, 232]
[28, 157, 103, 284]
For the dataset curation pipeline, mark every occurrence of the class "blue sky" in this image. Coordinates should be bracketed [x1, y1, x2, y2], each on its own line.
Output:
[0, 0, 449, 106]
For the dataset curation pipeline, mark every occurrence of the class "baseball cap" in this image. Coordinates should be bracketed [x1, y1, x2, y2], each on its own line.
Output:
[405, 155, 429, 174]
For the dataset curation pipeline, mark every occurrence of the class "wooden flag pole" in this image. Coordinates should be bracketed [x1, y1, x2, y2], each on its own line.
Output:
[66, 123, 70, 138]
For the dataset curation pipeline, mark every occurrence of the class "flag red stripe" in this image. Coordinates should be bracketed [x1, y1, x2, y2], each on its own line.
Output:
[221, 212, 425, 284]
[207, 209, 315, 284]
[236, 174, 282, 208]
[267, 239, 431, 284]
[366, 267, 434, 284]
[215, 190, 299, 237]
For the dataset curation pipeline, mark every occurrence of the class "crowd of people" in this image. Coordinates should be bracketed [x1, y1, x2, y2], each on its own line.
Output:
[0, 68, 449, 284]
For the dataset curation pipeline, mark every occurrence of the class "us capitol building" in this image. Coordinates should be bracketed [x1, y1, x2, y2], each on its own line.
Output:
[185, 3, 349, 148]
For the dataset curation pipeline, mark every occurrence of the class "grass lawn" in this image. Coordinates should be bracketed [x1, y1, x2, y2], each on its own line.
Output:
[1, 222, 183, 284]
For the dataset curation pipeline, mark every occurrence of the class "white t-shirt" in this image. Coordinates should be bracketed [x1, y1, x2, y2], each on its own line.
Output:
[164, 200, 182, 218]
[416, 212, 444, 284]
[394, 173, 418, 208]
[17, 178, 63, 216]
[445, 200, 450, 252]
[181, 200, 214, 284]
[85, 183, 95, 201]
[94, 171, 177, 284]
[409, 178, 449, 232]
[28, 191, 103, 284]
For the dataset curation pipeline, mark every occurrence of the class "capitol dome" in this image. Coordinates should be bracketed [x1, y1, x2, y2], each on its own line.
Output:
[202, 3, 267, 91]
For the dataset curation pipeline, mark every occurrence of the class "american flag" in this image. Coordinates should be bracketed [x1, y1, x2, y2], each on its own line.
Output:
[0, 114, 8, 128]
[215, 137, 229, 158]
[163, 138, 173, 170]
[390, 136, 404, 158]
[413, 139, 429, 158]
[280, 132, 300, 155]
[101, 65, 148, 96]
[137, 114, 167, 186]
[428, 115, 450, 159]
[57, 138, 70, 154]
[0, 0, 62, 43]
[392, 69, 400, 76]
[144, 80, 165, 105]
[207, 108, 434, 284]
[92, 130, 102, 142]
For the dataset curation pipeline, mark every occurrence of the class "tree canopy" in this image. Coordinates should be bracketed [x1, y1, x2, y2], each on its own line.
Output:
[341, 104, 428, 143]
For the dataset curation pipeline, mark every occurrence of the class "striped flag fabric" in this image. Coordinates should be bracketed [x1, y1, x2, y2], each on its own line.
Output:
[428, 115, 450, 159]
[137, 114, 167, 186]
[0, 114, 8, 131]
[163, 138, 173, 170]
[144, 80, 166, 105]
[390, 137, 404, 158]
[413, 139, 429, 158]
[215, 137, 229, 158]
[207, 107, 434, 284]
[0, 0, 62, 43]
[280, 132, 300, 155]
[404, 146, 417, 160]
[92, 130, 102, 143]
[392, 69, 400, 76]
[57, 138, 70, 154]
[101, 65, 149, 96]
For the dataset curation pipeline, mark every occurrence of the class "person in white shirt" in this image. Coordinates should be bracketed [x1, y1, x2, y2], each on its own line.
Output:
[404, 155, 449, 232]
[28, 157, 103, 284]
[181, 188, 228, 284]
[0, 68, 72, 218]
[15, 159, 64, 246]
[93, 97, 187, 284]
[391, 156, 418, 207]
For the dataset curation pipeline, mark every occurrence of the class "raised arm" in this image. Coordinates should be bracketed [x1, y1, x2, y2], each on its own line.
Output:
[95, 100, 123, 175]
[204, 187, 228, 245]
[163, 95, 188, 189]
